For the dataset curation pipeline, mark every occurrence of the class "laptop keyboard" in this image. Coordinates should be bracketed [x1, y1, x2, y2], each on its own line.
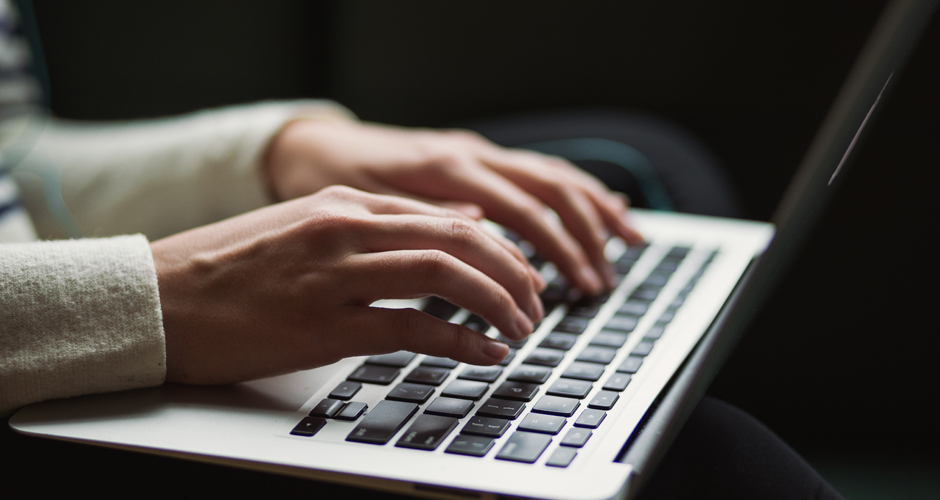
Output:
[291, 242, 717, 468]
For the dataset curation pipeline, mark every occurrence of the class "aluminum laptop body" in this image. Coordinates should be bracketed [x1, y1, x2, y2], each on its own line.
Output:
[9, 1, 935, 499]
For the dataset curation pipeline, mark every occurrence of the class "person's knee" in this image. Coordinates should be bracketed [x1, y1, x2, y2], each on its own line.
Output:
[637, 396, 844, 500]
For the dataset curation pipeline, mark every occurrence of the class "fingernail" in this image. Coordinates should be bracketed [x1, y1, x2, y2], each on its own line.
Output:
[629, 230, 646, 245]
[515, 309, 534, 338]
[619, 215, 645, 244]
[483, 339, 509, 361]
[580, 266, 604, 295]
[529, 265, 546, 291]
[528, 295, 544, 322]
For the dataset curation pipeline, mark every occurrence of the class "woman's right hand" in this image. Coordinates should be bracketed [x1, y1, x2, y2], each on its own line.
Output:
[151, 186, 544, 385]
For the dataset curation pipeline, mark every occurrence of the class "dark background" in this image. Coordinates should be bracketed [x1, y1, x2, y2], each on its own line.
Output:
[9, 0, 938, 492]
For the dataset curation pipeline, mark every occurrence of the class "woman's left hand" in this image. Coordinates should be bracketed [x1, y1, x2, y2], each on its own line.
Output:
[264, 120, 644, 294]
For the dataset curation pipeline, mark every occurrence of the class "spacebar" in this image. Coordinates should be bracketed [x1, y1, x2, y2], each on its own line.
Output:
[347, 400, 419, 445]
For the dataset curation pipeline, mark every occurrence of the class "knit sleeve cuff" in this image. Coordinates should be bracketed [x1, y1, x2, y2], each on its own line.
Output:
[0, 235, 164, 415]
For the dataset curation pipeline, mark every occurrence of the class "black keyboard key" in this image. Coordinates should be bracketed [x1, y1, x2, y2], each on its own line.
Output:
[335, 401, 368, 421]
[631, 340, 655, 357]
[441, 379, 489, 400]
[621, 244, 648, 260]
[618, 301, 649, 316]
[508, 364, 553, 384]
[366, 351, 417, 367]
[667, 246, 691, 259]
[497, 431, 553, 463]
[387, 383, 435, 404]
[329, 380, 362, 400]
[518, 413, 567, 435]
[584, 291, 610, 303]
[576, 346, 618, 365]
[291, 416, 326, 437]
[525, 348, 565, 367]
[630, 286, 660, 302]
[498, 348, 517, 366]
[422, 297, 460, 321]
[348, 364, 401, 385]
[561, 361, 606, 381]
[670, 295, 687, 309]
[574, 409, 607, 428]
[476, 397, 526, 420]
[591, 331, 628, 348]
[567, 301, 601, 318]
[547, 379, 593, 399]
[309, 398, 345, 418]
[605, 315, 638, 332]
[561, 428, 592, 447]
[644, 273, 670, 287]
[655, 260, 681, 273]
[588, 391, 620, 410]
[621, 244, 647, 258]
[603, 373, 632, 392]
[545, 446, 577, 467]
[421, 356, 460, 368]
[463, 314, 490, 333]
[645, 325, 666, 340]
[540, 284, 567, 311]
[496, 334, 528, 349]
[492, 381, 540, 401]
[395, 414, 459, 451]
[539, 332, 578, 351]
[445, 435, 495, 457]
[617, 356, 644, 374]
[424, 397, 474, 418]
[553, 316, 590, 334]
[613, 261, 634, 276]
[458, 365, 503, 383]
[532, 395, 581, 417]
[404, 366, 451, 386]
[461, 416, 511, 438]
[614, 250, 643, 275]
[346, 400, 419, 445]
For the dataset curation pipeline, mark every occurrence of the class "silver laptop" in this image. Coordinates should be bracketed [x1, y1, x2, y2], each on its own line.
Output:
[10, 1, 935, 499]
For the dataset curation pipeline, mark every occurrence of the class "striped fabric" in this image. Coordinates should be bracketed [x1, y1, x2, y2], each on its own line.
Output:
[0, 0, 38, 242]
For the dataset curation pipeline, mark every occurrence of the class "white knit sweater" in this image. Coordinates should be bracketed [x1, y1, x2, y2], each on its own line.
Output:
[0, 100, 353, 415]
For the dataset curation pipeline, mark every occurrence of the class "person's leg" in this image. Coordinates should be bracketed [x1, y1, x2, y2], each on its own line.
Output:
[637, 397, 844, 500]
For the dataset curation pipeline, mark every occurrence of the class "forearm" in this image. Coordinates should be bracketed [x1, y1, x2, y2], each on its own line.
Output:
[13, 100, 354, 240]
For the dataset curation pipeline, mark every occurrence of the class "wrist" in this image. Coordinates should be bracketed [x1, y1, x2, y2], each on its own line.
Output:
[262, 117, 355, 202]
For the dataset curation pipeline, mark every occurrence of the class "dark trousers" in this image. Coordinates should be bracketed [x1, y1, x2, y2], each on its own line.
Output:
[637, 397, 843, 500]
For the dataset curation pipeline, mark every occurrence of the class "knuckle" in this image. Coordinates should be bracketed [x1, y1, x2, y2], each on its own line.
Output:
[301, 209, 368, 242]
[389, 308, 423, 347]
[414, 250, 454, 281]
[448, 218, 479, 246]
[417, 151, 464, 177]
[318, 184, 358, 199]
[444, 128, 486, 143]
[512, 258, 534, 290]
[492, 287, 515, 317]
[447, 322, 476, 357]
